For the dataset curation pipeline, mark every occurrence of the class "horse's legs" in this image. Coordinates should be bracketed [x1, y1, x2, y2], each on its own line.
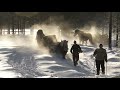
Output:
[86, 41, 87, 46]
[82, 40, 84, 45]
[79, 40, 81, 45]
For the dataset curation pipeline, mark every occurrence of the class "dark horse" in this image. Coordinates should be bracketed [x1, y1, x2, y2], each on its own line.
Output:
[36, 29, 68, 59]
[55, 40, 68, 59]
[74, 29, 95, 45]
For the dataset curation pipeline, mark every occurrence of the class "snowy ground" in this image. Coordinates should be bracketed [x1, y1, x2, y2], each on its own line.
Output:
[0, 36, 120, 78]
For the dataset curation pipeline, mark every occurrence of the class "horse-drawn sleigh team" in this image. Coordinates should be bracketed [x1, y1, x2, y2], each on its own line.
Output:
[36, 29, 108, 75]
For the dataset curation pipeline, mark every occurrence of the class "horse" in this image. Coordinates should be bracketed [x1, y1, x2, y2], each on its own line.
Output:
[56, 40, 68, 59]
[36, 29, 57, 48]
[36, 30, 68, 59]
[36, 29, 45, 47]
[74, 29, 95, 45]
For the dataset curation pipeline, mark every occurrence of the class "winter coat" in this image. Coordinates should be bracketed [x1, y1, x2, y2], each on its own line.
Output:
[93, 48, 107, 61]
[70, 44, 82, 54]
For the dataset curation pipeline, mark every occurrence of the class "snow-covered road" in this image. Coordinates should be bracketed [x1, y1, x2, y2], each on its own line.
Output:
[0, 37, 120, 78]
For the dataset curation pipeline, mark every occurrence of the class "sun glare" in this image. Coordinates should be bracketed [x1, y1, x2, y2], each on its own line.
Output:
[88, 26, 97, 36]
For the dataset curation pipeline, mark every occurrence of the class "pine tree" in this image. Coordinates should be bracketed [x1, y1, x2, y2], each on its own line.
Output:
[109, 12, 112, 50]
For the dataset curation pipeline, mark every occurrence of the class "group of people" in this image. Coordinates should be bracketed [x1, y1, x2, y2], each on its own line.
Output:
[70, 40, 107, 75]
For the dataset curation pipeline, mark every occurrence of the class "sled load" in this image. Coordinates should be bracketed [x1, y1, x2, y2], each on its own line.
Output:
[36, 29, 68, 58]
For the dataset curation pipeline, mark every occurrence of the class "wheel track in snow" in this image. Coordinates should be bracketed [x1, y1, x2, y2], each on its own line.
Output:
[6, 46, 51, 78]
[5, 45, 120, 78]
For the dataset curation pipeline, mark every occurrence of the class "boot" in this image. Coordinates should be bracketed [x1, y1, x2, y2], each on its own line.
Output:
[96, 71, 99, 75]
[73, 61, 76, 66]
[76, 61, 78, 66]
[96, 73, 99, 75]
[102, 72, 105, 75]
[74, 63, 76, 66]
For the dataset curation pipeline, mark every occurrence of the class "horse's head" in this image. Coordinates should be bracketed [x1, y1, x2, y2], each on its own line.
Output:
[59, 40, 68, 50]
[62, 40, 68, 51]
[60, 40, 68, 46]
[37, 29, 43, 34]
[37, 29, 45, 38]
[74, 29, 79, 37]
[64, 40, 68, 45]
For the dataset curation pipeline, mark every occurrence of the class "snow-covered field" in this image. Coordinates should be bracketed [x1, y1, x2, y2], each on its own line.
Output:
[0, 36, 120, 78]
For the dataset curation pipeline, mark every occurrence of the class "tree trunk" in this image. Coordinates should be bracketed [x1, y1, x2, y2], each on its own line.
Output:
[20, 18, 22, 35]
[30, 19, 34, 35]
[116, 13, 119, 47]
[7, 12, 11, 35]
[8, 19, 11, 34]
[102, 12, 106, 35]
[21, 18, 24, 35]
[109, 12, 112, 50]
[23, 18, 26, 35]
[17, 18, 20, 35]
[8, 24, 10, 34]
[0, 26, 2, 35]
[12, 16, 15, 35]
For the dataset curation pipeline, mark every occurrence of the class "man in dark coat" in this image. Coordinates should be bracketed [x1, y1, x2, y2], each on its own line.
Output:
[70, 40, 83, 66]
[93, 44, 107, 75]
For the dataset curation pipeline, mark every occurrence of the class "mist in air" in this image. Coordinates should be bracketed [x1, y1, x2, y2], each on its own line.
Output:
[0, 12, 110, 54]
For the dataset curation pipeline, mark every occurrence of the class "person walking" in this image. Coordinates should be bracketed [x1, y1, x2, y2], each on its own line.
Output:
[70, 40, 83, 66]
[93, 44, 107, 75]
